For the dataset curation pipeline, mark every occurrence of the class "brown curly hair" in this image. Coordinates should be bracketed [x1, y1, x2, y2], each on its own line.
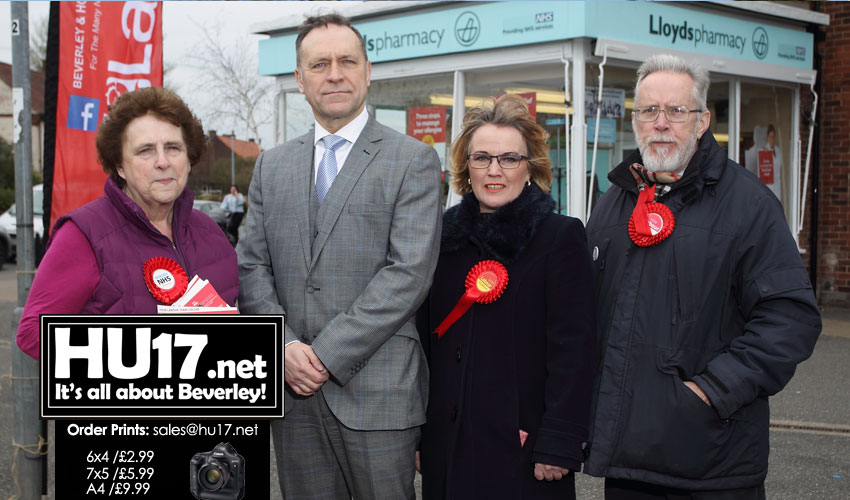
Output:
[95, 87, 207, 189]
[449, 94, 552, 196]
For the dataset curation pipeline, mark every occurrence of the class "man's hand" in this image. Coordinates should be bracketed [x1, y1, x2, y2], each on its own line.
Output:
[533, 463, 570, 481]
[415, 451, 421, 473]
[284, 342, 329, 396]
[684, 380, 712, 407]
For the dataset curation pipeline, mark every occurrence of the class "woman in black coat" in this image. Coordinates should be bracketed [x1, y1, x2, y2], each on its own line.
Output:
[417, 94, 597, 500]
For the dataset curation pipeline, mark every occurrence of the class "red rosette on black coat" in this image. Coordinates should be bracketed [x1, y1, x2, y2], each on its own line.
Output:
[628, 185, 675, 247]
[434, 260, 509, 338]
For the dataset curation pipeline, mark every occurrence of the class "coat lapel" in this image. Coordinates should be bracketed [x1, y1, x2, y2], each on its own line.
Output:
[293, 133, 314, 269]
[310, 118, 381, 268]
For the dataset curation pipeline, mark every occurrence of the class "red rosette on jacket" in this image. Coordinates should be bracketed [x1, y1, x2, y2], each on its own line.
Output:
[628, 185, 675, 247]
[143, 257, 188, 305]
[434, 260, 508, 338]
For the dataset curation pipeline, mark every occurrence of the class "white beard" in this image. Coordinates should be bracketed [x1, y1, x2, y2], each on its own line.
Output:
[635, 125, 700, 173]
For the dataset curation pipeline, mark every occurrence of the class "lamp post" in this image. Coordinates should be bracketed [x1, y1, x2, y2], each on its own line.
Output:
[11, 4, 46, 498]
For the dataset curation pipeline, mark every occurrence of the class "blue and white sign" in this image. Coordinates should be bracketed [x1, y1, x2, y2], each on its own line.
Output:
[258, 1, 814, 76]
[586, 2, 813, 69]
[259, 2, 578, 75]
[66, 95, 100, 132]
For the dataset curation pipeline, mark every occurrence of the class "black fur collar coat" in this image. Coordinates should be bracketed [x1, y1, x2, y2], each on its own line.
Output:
[440, 184, 556, 263]
[417, 184, 597, 500]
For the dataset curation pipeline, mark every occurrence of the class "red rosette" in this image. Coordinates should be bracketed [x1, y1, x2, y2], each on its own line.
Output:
[143, 257, 188, 305]
[628, 185, 675, 247]
[434, 260, 508, 338]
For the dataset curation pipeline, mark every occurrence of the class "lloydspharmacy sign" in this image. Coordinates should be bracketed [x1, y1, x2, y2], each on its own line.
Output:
[648, 13, 760, 57]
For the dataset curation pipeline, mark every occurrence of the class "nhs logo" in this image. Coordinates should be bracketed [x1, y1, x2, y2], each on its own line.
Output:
[536, 12, 553, 23]
[67, 95, 100, 132]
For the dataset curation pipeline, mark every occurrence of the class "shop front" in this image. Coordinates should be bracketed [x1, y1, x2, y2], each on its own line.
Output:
[256, 1, 826, 243]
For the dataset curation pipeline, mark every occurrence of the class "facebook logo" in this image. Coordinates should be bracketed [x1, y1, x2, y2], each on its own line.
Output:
[67, 95, 100, 132]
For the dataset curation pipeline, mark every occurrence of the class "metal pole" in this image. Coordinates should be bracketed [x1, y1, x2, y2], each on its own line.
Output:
[570, 40, 587, 221]
[11, 4, 46, 499]
[230, 131, 236, 188]
[445, 70, 466, 209]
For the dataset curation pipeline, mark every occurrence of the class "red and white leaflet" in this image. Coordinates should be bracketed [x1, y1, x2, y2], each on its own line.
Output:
[183, 281, 229, 308]
[160, 274, 232, 313]
[156, 306, 238, 314]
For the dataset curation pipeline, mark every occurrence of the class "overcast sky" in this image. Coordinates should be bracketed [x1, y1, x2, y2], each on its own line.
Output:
[0, 1, 364, 146]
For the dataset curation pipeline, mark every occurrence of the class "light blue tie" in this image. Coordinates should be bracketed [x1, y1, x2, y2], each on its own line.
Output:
[316, 134, 347, 205]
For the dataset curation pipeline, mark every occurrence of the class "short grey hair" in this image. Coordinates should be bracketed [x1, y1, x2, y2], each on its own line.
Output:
[634, 54, 710, 113]
[296, 13, 367, 67]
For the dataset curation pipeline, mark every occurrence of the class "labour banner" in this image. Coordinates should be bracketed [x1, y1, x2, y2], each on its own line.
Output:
[44, 1, 163, 234]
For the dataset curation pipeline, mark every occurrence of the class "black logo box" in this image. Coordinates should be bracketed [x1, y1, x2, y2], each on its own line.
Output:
[40, 315, 284, 419]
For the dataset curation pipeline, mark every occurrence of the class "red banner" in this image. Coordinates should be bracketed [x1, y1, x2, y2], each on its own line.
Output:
[407, 106, 446, 146]
[51, 1, 162, 232]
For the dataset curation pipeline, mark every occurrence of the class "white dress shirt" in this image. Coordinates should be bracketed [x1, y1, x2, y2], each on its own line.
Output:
[312, 107, 370, 184]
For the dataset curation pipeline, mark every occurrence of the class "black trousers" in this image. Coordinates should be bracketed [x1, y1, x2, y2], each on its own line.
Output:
[605, 478, 766, 500]
[227, 212, 244, 244]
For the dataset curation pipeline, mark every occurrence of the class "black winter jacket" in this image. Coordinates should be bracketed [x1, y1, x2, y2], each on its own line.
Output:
[584, 132, 820, 490]
[417, 185, 597, 500]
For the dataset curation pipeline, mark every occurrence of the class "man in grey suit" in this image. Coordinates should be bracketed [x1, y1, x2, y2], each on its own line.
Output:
[237, 13, 442, 500]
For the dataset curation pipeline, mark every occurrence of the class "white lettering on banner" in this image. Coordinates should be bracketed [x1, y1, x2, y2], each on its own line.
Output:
[89, 6, 101, 70]
[107, 44, 152, 75]
[105, 76, 152, 104]
[105, 1, 158, 105]
[73, 26, 85, 89]
[121, 1, 157, 42]
[412, 112, 444, 136]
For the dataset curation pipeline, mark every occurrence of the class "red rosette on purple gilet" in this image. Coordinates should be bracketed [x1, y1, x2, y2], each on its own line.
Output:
[143, 257, 188, 305]
[434, 260, 508, 338]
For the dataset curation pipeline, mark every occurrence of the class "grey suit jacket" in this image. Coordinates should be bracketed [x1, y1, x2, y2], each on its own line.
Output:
[237, 116, 442, 430]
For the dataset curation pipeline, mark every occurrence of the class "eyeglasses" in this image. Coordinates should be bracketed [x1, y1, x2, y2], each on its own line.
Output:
[632, 106, 703, 123]
[467, 153, 529, 169]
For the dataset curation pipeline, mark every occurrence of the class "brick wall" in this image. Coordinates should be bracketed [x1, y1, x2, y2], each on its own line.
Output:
[814, 3, 850, 305]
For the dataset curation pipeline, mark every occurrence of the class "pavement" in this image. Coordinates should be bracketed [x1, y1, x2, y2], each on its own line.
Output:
[1, 264, 848, 499]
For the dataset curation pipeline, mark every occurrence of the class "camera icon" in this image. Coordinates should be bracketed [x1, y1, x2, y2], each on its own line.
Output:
[189, 442, 245, 500]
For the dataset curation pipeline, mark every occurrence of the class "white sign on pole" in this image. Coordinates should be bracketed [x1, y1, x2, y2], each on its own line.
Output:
[585, 87, 626, 118]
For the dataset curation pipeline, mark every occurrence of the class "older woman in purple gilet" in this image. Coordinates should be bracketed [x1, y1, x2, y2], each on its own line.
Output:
[17, 87, 237, 359]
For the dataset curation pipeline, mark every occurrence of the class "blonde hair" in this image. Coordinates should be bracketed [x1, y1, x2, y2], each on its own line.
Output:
[449, 94, 552, 195]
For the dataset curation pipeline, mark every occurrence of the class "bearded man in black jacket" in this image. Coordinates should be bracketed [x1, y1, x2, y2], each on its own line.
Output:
[584, 54, 821, 500]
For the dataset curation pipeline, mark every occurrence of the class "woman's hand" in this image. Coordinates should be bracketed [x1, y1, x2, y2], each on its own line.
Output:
[533, 463, 570, 481]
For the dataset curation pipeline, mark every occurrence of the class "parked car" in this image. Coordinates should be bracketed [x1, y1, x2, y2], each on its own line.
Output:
[0, 183, 44, 261]
[0, 225, 11, 270]
[192, 200, 233, 244]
